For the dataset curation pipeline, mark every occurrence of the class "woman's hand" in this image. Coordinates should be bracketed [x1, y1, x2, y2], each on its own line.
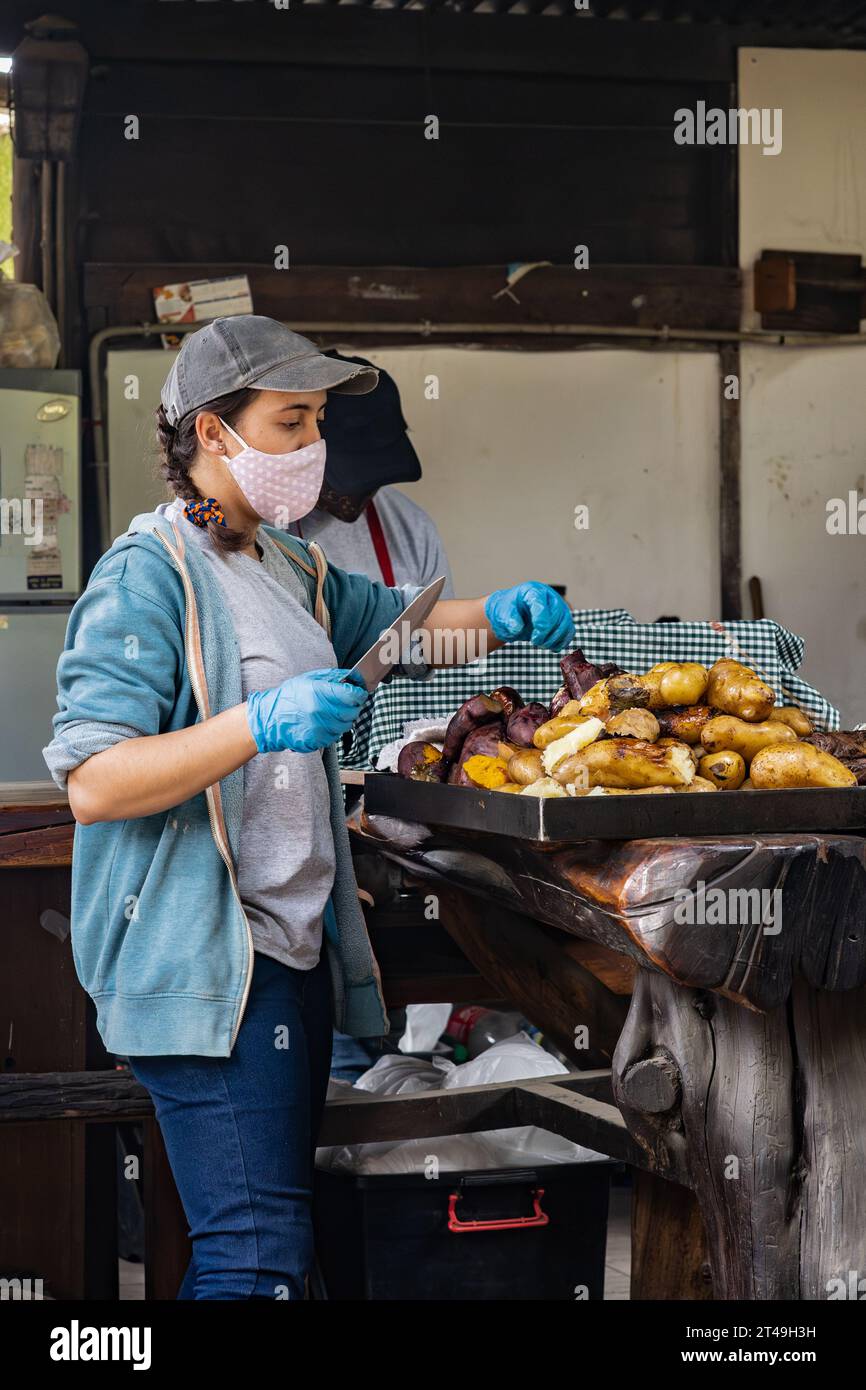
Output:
[484, 582, 574, 650]
[246, 668, 368, 755]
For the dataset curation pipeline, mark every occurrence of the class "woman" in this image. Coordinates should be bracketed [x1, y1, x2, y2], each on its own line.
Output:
[43, 315, 574, 1301]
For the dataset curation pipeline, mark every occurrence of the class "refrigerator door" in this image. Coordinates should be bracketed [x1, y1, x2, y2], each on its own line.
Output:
[0, 605, 72, 782]
[0, 369, 81, 601]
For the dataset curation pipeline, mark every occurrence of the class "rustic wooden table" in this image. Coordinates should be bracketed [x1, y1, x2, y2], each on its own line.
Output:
[354, 814, 866, 1301]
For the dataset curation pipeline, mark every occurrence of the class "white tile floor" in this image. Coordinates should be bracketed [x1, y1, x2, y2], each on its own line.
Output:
[118, 1179, 632, 1301]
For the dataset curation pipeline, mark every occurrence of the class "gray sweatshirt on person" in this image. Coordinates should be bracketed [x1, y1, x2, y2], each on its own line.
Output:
[293, 487, 455, 597]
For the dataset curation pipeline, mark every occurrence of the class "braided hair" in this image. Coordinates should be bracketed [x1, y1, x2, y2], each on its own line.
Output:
[155, 388, 256, 553]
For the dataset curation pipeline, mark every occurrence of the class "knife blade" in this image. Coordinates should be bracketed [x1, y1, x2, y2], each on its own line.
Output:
[341, 575, 446, 692]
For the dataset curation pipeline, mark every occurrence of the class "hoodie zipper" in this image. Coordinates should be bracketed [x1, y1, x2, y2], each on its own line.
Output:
[154, 524, 254, 1049]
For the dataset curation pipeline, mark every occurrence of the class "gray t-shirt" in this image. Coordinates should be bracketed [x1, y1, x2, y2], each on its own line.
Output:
[292, 487, 455, 596]
[161, 498, 337, 972]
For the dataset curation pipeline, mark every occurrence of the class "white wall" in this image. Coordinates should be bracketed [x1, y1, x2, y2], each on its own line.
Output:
[343, 345, 720, 621]
[740, 47, 866, 331]
[106, 349, 175, 541]
[107, 343, 722, 623]
[739, 48, 866, 722]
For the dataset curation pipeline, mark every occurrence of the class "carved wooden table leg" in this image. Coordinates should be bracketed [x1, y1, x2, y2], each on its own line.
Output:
[613, 969, 866, 1299]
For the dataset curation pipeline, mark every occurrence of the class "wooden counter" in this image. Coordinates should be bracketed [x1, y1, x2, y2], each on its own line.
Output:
[354, 812, 866, 1300]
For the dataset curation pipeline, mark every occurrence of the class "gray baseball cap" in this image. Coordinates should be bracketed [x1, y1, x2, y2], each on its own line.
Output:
[160, 315, 378, 425]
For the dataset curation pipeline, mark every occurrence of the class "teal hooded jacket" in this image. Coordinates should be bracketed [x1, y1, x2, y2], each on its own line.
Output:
[42, 509, 427, 1057]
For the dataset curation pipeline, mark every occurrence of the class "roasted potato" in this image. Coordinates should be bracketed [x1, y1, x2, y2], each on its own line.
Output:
[684, 776, 718, 792]
[773, 706, 813, 737]
[574, 679, 611, 721]
[496, 782, 524, 794]
[749, 743, 857, 789]
[698, 749, 746, 790]
[552, 737, 695, 789]
[606, 674, 654, 713]
[706, 659, 775, 723]
[655, 705, 716, 744]
[657, 736, 699, 769]
[533, 714, 596, 749]
[540, 718, 605, 775]
[506, 748, 545, 786]
[642, 662, 708, 708]
[701, 715, 796, 763]
[519, 777, 568, 798]
[606, 708, 660, 742]
[576, 674, 651, 722]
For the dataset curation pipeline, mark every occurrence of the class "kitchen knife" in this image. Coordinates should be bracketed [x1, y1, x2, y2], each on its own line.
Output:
[341, 575, 446, 692]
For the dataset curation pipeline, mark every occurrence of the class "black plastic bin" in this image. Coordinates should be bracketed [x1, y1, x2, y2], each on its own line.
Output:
[313, 1160, 612, 1301]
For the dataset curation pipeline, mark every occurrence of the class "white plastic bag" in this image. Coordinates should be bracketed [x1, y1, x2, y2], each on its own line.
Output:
[0, 243, 61, 369]
[353, 1052, 454, 1096]
[398, 1002, 452, 1055]
[375, 716, 450, 773]
[315, 1036, 609, 1174]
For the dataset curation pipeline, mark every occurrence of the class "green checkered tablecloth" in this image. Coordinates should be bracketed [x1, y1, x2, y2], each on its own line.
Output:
[342, 607, 840, 770]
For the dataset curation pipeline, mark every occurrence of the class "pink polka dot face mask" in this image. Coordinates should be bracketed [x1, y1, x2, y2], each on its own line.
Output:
[218, 416, 326, 527]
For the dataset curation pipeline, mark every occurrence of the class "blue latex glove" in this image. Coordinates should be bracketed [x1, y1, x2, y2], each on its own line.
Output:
[484, 582, 574, 650]
[246, 668, 368, 755]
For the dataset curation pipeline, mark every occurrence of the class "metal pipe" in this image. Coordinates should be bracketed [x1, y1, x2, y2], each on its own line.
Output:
[39, 159, 54, 310]
[88, 316, 866, 554]
[54, 161, 66, 367]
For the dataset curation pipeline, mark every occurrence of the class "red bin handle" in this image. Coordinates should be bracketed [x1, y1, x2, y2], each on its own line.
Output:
[447, 1187, 549, 1233]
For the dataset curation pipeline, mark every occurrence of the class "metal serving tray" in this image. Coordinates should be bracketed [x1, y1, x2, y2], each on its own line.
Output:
[364, 773, 866, 842]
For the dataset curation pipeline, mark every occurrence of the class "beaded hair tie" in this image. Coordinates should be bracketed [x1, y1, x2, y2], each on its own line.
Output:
[184, 497, 227, 528]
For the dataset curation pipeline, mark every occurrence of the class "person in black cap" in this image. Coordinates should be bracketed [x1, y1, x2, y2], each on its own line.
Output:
[289, 354, 456, 1081]
[289, 353, 455, 598]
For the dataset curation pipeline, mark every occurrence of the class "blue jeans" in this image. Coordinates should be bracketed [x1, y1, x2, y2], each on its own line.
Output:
[128, 950, 333, 1300]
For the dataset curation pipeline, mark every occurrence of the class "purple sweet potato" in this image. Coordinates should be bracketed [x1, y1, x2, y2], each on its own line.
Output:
[447, 722, 506, 785]
[848, 757, 866, 786]
[560, 649, 622, 701]
[550, 685, 571, 717]
[505, 702, 550, 748]
[441, 694, 504, 766]
[488, 686, 524, 719]
[397, 740, 447, 782]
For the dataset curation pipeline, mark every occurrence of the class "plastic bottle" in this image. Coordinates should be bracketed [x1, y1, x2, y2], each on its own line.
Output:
[444, 1005, 529, 1059]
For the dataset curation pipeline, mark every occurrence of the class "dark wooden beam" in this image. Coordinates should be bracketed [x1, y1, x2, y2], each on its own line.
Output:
[0, 1066, 648, 1170]
[83, 262, 742, 333]
[0, 6, 740, 81]
[427, 879, 630, 1067]
[0, 1070, 155, 1123]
